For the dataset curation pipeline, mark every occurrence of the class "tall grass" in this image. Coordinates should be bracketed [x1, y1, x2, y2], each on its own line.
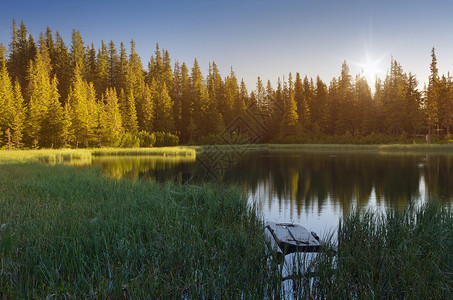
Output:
[267, 143, 453, 153]
[0, 149, 92, 164]
[299, 201, 453, 298]
[0, 148, 196, 165]
[0, 163, 281, 298]
[91, 147, 196, 157]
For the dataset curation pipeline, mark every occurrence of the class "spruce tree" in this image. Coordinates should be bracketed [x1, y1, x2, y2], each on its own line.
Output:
[11, 81, 25, 148]
[154, 82, 174, 132]
[39, 76, 64, 148]
[70, 30, 86, 78]
[95, 41, 109, 98]
[101, 88, 123, 146]
[0, 56, 14, 145]
[26, 52, 55, 147]
[52, 32, 72, 104]
[426, 47, 440, 141]
[68, 64, 97, 147]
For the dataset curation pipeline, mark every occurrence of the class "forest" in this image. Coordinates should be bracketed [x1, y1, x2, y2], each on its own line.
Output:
[0, 20, 452, 149]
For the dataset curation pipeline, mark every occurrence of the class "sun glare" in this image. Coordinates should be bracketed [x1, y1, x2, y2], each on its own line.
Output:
[359, 54, 384, 82]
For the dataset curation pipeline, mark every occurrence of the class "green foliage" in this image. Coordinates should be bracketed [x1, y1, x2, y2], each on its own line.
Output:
[301, 201, 453, 299]
[152, 131, 179, 147]
[118, 132, 140, 148]
[136, 130, 156, 147]
[1, 21, 452, 147]
[0, 162, 273, 298]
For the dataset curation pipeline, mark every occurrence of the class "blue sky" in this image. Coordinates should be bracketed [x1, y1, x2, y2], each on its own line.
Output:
[1, 0, 453, 90]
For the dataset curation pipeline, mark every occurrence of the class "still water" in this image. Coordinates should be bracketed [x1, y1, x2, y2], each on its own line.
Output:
[80, 150, 453, 236]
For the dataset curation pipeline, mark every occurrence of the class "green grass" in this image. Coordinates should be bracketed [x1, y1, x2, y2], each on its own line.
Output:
[2, 147, 453, 297]
[266, 143, 453, 154]
[0, 162, 282, 298]
[297, 201, 453, 299]
[91, 146, 196, 157]
[0, 147, 196, 165]
[0, 149, 92, 164]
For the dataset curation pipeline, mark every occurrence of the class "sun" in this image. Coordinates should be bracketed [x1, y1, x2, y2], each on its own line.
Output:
[359, 55, 384, 82]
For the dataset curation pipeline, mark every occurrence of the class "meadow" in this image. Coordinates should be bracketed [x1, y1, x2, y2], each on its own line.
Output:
[1, 148, 452, 298]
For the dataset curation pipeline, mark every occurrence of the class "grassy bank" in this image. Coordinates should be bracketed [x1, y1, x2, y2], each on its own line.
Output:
[91, 146, 196, 157]
[266, 143, 453, 153]
[0, 162, 282, 298]
[298, 201, 453, 298]
[0, 147, 196, 164]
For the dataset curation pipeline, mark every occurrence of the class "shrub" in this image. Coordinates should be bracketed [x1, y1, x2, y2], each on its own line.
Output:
[137, 131, 156, 147]
[118, 132, 140, 148]
[152, 132, 179, 147]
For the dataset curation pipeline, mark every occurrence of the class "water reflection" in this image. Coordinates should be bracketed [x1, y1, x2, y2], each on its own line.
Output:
[75, 151, 453, 232]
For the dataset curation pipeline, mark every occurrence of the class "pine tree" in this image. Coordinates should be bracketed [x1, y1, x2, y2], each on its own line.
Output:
[405, 73, 423, 136]
[154, 82, 174, 132]
[312, 76, 329, 133]
[25, 52, 55, 147]
[8, 20, 34, 95]
[95, 41, 109, 98]
[39, 76, 64, 148]
[0, 56, 14, 145]
[86, 43, 97, 84]
[68, 64, 97, 147]
[122, 87, 138, 134]
[11, 81, 25, 148]
[100, 88, 123, 146]
[70, 30, 86, 78]
[0, 43, 6, 67]
[335, 61, 354, 134]
[108, 40, 119, 88]
[225, 68, 241, 121]
[280, 86, 298, 136]
[179, 62, 192, 142]
[354, 75, 374, 135]
[52, 32, 72, 104]
[426, 47, 440, 141]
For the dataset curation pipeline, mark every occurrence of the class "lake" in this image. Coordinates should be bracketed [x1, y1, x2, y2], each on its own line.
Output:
[78, 149, 453, 237]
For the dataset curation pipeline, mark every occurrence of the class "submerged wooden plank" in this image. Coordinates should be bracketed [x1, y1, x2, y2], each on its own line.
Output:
[265, 221, 321, 254]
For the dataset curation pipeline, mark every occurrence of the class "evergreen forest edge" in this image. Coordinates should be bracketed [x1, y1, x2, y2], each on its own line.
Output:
[1, 20, 452, 149]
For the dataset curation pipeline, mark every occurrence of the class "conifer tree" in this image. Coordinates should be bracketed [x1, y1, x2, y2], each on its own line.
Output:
[8, 20, 34, 95]
[26, 52, 56, 147]
[154, 82, 174, 132]
[108, 40, 119, 88]
[100, 88, 122, 146]
[179, 62, 192, 142]
[426, 47, 440, 140]
[11, 81, 25, 148]
[122, 87, 138, 134]
[68, 64, 97, 147]
[354, 75, 374, 135]
[86, 43, 97, 84]
[39, 76, 64, 148]
[0, 56, 14, 145]
[52, 32, 71, 104]
[280, 83, 298, 136]
[335, 61, 354, 134]
[405, 73, 423, 136]
[0, 43, 5, 67]
[70, 30, 86, 78]
[225, 68, 241, 121]
[312, 76, 329, 133]
[95, 41, 109, 98]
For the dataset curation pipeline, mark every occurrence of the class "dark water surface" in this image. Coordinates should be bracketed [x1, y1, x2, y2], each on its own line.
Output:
[83, 150, 453, 236]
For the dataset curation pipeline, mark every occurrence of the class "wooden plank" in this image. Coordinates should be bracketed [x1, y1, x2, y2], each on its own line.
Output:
[265, 221, 321, 254]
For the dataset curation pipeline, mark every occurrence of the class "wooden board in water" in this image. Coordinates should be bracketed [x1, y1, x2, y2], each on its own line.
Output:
[265, 221, 320, 254]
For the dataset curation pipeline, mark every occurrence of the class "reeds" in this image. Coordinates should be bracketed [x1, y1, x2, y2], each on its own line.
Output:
[91, 147, 196, 157]
[0, 163, 279, 298]
[300, 201, 453, 298]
